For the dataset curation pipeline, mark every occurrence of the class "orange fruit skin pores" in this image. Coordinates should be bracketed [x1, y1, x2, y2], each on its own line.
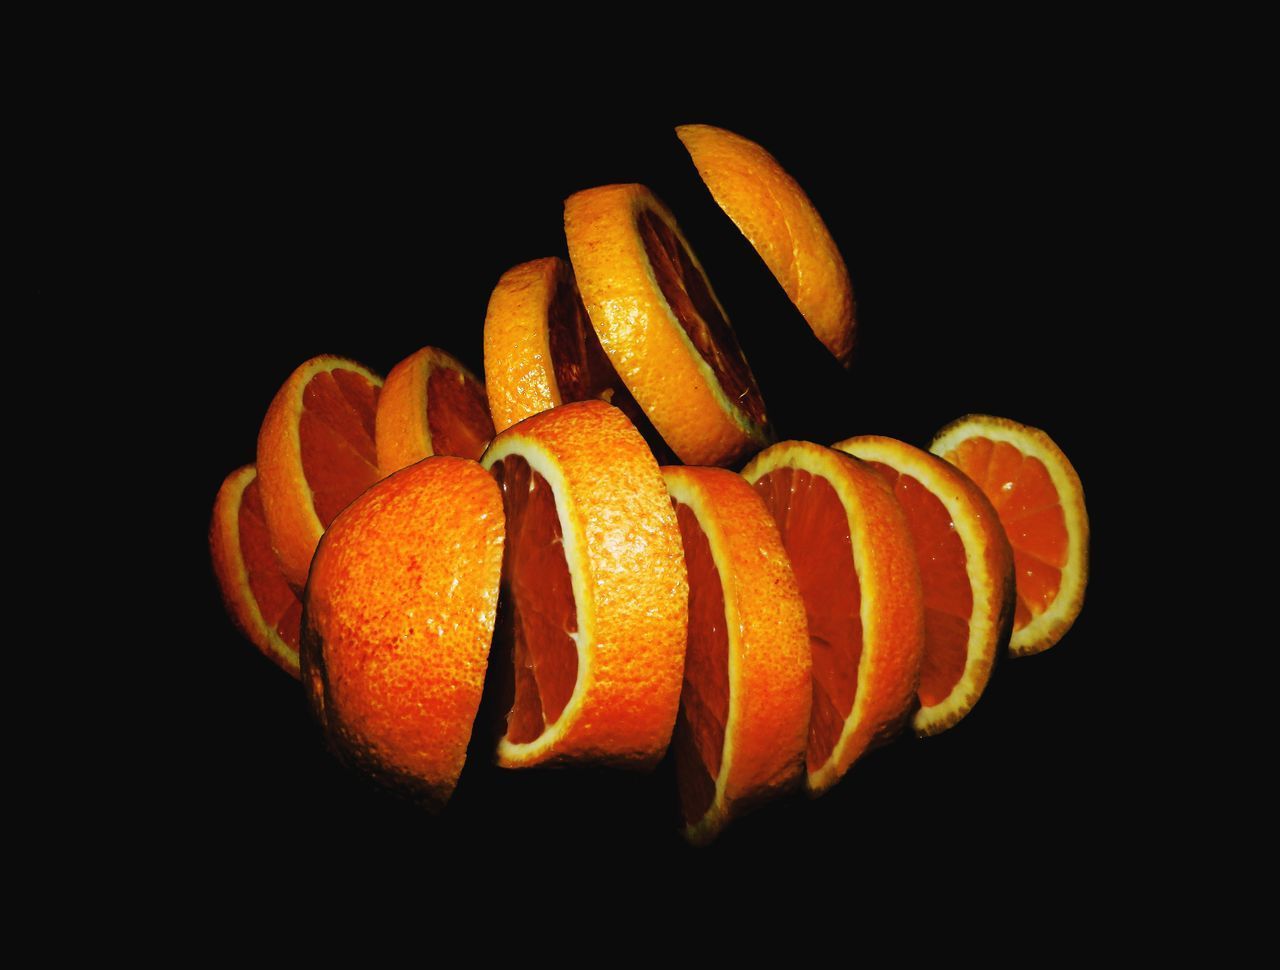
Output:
[301, 457, 505, 812]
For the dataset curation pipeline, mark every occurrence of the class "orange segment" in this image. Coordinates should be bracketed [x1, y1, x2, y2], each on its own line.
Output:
[375, 346, 494, 475]
[742, 441, 924, 794]
[257, 355, 384, 590]
[209, 465, 303, 677]
[931, 415, 1088, 657]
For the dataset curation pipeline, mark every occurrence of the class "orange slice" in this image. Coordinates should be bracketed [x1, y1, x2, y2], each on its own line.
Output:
[564, 183, 771, 466]
[676, 124, 855, 367]
[741, 441, 924, 794]
[479, 400, 688, 769]
[663, 466, 810, 844]
[375, 345, 494, 474]
[301, 456, 505, 811]
[930, 415, 1088, 657]
[832, 436, 1015, 734]
[209, 465, 303, 678]
[256, 355, 383, 590]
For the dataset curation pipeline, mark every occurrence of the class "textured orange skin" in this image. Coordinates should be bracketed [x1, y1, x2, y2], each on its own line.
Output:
[481, 400, 689, 768]
[663, 466, 811, 845]
[833, 435, 1015, 736]
[209, 465, 301, 678]
[564, 184, 770, 467]
[301, 457, 505, 812]
[256, 355, 384, 591]
[676, 124, 855, 368]
[375, 345, 490, 474]
[482, 257, 567, 433]
[740, 441, 924, 794]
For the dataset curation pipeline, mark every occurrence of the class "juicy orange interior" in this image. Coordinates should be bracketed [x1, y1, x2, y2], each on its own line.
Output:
[238, 477, 302, 650]
[491, 455, 579, 744]
[754, 468, 860, 774]
[299, 369, 382, 526]
[945, 437, 1067, 630]
[670, 500, 730, 826]
[637, 208, 767, 426]
[866, 462, 972, 707]
[426, 367, 494, 461]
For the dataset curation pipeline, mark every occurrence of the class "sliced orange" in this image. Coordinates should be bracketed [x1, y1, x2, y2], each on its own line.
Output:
[741, 441, 924, 794]
[301, 456, 505, 811]
[479, 399, 688, 769]
[375, 345, 494, 475]
[256, 355, 384, 590]
[676, 124, 855, 367]
[663, 466, 810, 844]
[832, 436, 1015, 735]
[564, 183, 771, 467]
[209, 465, 303, 678]
[930, 415, 1088, 657]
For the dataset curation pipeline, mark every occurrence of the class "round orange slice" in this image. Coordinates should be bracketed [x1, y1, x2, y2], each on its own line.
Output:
[832, 436, 1015, 735]
[479, 399, 688, 769]
[301, 456, 505, 811]
[676, 124, 855, 367]
[741, 441, 924, 794]
[256, 355, 383, 590]
[663, 466, 810, 844]
[564, 183, 771, 467]
[375, 345, 494, 474]
[930, 415, 1088, 657]
[209, 465, 303, 678]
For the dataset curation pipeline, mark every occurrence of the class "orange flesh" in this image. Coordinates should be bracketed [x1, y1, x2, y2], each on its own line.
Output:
[637, 209, 767, 426]
[426, 367, 494, 461]
[753, 469, 860, 774]
[238, 478, 302, 650]
[670, 500, 730, 826]
[945, 438, 1068, 630]
[299, 369, 382, 526]
[867, 462, 971, 707]
[491, 455, 579, 744]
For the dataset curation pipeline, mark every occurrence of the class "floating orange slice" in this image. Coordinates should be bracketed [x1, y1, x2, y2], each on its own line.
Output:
[663, 466, 810, 844]
[256, 355, 383, 590]
[832, 436, 1014, 735]
[741, 441, 924, 794]
[676, 124, 855, 367]
[930, 415, 1088, 657]
[209, 465, 303, 677]
[301, 456, 505, 811]
[480, 400, 688, 769]
[375, 345, 494, 475]
[564, 183, 771, 467]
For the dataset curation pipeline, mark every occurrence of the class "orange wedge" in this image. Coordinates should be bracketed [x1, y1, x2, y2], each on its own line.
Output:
[256, 355, 383, 590]
[832, 436, 1015, 734]
[301, 456, 505, 811]
[480, 400, 688, 769]
[930, 415, 1088, 657]
[564, 183, 771, 466]
[742, 441, 924, 794]
[375, 345, 494, 474]
[209, 465, 303, 678]
[663, 466, 810, 844]
[676, 124, 855, 367]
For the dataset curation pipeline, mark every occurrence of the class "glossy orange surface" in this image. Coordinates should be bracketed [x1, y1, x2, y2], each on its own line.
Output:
[238, 477, 302, 652]
[298, 369, 381, 526]
[425, 366, 494, 461]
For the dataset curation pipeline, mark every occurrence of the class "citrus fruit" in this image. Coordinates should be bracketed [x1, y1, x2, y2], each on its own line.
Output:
[301, 456, 505, 811]
[930, 415, 1088, 657]
[563, 183, 771, 466]
[256, 355, 384, 590]
[209, 465, 303, 677]
[676, 123, 855, 367]
[375, 345, 494, 474]
[741, 441, 924, 794]
[479, 399, 688, 769]
[832, 436, 1015, 735]
[663, 466, 810, 844]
